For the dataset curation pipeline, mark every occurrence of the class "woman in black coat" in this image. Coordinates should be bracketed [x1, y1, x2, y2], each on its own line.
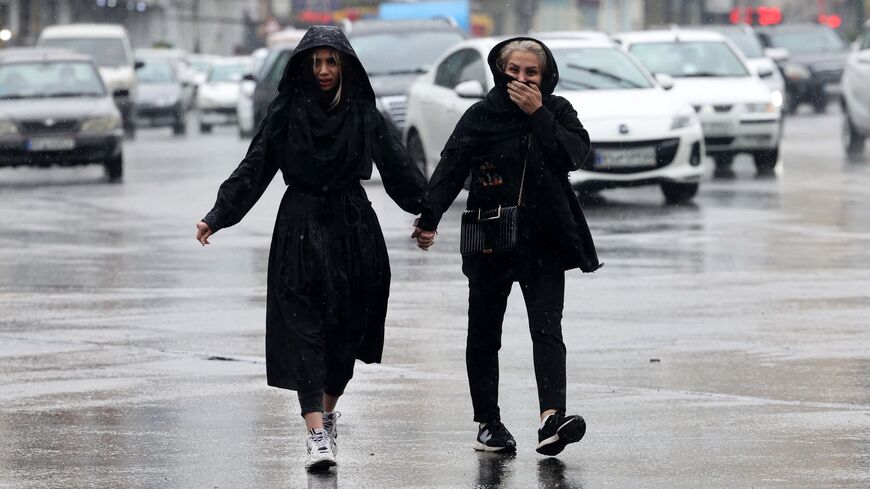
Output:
[415, 37, 601, 456]
[196, 26, 433, 471]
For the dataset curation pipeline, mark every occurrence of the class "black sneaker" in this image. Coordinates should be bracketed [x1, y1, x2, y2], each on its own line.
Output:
[474, 421, 517, 453]
[536, 412, 586, 456]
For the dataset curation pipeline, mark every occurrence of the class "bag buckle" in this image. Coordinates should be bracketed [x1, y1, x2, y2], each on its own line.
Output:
[478, 205, 502, 222]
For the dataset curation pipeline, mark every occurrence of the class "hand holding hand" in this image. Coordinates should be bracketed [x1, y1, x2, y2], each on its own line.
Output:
[195, 221, 214, 246]
[411, 226, 436, 251]
[507, 80, 543, 115]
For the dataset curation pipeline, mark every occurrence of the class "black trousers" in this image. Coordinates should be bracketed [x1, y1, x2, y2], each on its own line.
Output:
[466, 269, 567, 423]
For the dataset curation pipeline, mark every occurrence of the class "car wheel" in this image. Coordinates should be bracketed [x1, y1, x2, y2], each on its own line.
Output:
[712, 154, 735, 179]
[661, 182, 699, 204]
[200, 123, 212, 134]
[752, 148, 779, 175]
[173, 117, 186, 136]
[407, 130, 427, 176]
[842, 112, 866, 159]
[105, 154, 123, 183]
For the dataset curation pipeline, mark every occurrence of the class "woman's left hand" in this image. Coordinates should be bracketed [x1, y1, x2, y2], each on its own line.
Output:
[507, 80, 543, 115]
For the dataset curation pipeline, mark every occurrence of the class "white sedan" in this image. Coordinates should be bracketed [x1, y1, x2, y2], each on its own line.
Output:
[616, 29, 783, 177]
[404, 34, 705, 203]
[196, 57, 250, 134]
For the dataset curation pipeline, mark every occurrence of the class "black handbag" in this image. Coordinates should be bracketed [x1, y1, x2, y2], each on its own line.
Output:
[460, 137, 531, 256]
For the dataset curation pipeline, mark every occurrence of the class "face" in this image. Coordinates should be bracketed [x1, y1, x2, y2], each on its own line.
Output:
[504, 50, 543, 87]
[313, 47, 340, 91]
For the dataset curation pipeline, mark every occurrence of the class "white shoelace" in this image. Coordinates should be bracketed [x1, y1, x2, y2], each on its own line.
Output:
[309, 430, 330, 454]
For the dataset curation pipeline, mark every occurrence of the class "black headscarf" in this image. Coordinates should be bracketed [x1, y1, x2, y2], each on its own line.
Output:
[264, 25, 381, 192]
[444, 36, 560, 151]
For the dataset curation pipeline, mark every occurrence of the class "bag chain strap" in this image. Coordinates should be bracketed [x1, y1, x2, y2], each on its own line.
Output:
[517, 134, 532, 207]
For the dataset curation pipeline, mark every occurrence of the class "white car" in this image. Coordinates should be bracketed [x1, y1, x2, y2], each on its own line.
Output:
[706, 24, 787, 110]
[196, 57, 250, 133]
[616, 29, 783, 177]
[841, 19, 870, 159]
[404, 34, 705, 203]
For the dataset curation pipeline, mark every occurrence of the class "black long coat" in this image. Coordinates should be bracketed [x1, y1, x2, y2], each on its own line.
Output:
[202, 26, 427, 391]
[418, 37, 601, 277]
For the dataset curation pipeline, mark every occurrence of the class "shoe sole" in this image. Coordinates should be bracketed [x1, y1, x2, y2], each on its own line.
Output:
[536, 417, 586, 456]
[305, 455, 337, 471]
[473, 441, 517, 453]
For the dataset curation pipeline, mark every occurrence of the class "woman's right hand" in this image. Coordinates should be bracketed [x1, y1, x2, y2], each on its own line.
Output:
[195, 221, 214, 246]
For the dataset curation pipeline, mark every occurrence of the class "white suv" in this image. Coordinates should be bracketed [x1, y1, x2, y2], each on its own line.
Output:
[841, 20, 870, 160]
[616, 29, 783, 177]
[404, 34, 705, 203]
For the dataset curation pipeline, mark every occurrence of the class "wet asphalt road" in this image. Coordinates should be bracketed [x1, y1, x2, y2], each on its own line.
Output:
[1, 106, 869, 489]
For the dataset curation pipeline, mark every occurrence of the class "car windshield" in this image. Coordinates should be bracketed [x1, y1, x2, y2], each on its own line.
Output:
[208, 63, 248, 82]
[136, 60, 175, 83]
[40, 38, 129, 67]
[715, 29, 765, 58]
[351, 31, 464, 76]
[553, 47, 653, 91]
[766, 28, 846, 54]
[629, 41, 749, 78]
[0, 61, 105, 99]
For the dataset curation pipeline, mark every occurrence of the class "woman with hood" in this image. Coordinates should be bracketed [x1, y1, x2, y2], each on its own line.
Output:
[415, 37, 601, 456]
[195, 26, 434, 470]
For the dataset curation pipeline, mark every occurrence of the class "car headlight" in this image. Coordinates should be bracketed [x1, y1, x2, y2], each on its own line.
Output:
[670, 108, 697, 130]
[80, 115, 121, 134]
[745, 102, 776, 113]
[0, 120, 18, 136]
[783, 63, 811, 81]
[771, 90, 783, 108]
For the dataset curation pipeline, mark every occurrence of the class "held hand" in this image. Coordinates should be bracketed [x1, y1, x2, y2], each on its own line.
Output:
[507, 80, 543, 115]
[411, 226, 436, 251]
[196, 221, 214, 246]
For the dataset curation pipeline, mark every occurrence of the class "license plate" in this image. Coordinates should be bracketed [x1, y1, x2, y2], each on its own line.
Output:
[594, 147, 657, 168]
[27, 138, 76, 151]
[702, 121, 734, 134]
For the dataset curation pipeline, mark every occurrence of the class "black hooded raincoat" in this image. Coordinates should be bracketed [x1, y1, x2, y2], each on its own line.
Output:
[202, 26, 428, 391]
[418, 37, 601, 277]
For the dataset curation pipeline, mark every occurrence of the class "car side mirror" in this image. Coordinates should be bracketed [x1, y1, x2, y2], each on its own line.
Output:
[763, 48, 789, 63]
[654, 73, 674, 90]
[756, 65, 774, 78]
[134, 60, 145, 70]
[454, 80, 485, 98]
[242, 73, 256, 82]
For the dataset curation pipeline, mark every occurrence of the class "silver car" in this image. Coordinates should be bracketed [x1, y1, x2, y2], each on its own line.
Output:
[0, 49, 124, 181]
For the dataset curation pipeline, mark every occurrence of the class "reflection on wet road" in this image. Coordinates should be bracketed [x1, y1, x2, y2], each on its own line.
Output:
[1, 107, 868, 488]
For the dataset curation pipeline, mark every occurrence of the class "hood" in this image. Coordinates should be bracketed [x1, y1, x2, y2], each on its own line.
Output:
[559, 88, 684, 121]
[487, 36, 559, 98]
[0, 96, 117, 121]
[278, 25, 375, 104]
[785, 51, 848, 70]
[367, 72, 420, 98]
[669, 76, 773, 105]
[136, 83, 181, 104]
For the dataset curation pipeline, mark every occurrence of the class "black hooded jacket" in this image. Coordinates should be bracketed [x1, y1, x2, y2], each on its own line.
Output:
[418, 37, 601, 274]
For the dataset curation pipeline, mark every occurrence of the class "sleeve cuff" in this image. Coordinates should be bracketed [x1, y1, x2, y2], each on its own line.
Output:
[202, 211, 221, 232]
[417, 212, 438, 232]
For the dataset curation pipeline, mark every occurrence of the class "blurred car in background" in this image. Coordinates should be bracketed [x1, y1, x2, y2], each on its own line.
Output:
[706, 24, 787, 111]
[37, 24, 140, 139]
[135, 48, 197, 109]
[841, 19, 870, 159]
[757, 23, 848, 114]
[0, 49, 124, 181]
[134, 56, 187, 135]
[237, 47, 269, 138]
[345, 18, 466, 136]
[404, 34, 705, 203]
[196, 56, 250, 133]
[617, 29, 782, 177]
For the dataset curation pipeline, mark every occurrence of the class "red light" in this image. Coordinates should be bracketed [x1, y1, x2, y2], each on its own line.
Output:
[729, 8, 741, 24]
[827, 14, 842, 29]
[757, 6, 782, 26]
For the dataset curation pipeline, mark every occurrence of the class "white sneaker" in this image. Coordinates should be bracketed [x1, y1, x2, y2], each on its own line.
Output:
[322, 411, 341, 455]
[305, 428, 336, 471]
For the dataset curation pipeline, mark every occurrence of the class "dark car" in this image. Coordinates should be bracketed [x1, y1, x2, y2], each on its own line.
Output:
[134, 56, 187, 135]
[0, 48, 124, 181]
[249, 43, 300, 133]
[757, 23, 849, 114]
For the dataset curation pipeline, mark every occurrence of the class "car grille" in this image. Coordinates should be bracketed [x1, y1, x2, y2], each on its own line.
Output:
[693, 105, 733, 113]
[587, 138, 680, 174]
[705, 136, 735, 147]
[380, 96, 407, 130]
[19, 119, 79, 135]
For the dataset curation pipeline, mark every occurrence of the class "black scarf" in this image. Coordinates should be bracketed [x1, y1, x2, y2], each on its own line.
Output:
[444, 36, 561, 151]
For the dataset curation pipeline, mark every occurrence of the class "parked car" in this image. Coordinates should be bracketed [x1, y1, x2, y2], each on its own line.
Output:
[133, 56, 187, 135]
[757, 23, 848, 114]
[841, 19, 870, 159]
[0, 48, 124, 181]
[237, 47, 269, 138]
[404, 34, 705, 203]
[196, 57, 250, 133]
[37, 24, 140, 138]
[706, 24, 786, 111]
[345, 18, 466, 136]
[617, 29, 782, 176]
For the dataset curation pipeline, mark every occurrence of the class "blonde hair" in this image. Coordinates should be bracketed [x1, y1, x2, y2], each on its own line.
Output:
[312, 48, 342, 110]
[496, 40, 547, 73]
